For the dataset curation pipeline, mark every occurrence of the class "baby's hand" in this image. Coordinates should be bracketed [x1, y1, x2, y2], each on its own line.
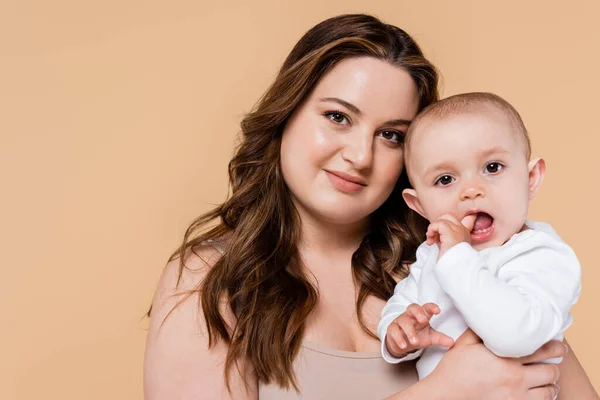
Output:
[426, 214, 476, 258]
[385, 303, 454, 359]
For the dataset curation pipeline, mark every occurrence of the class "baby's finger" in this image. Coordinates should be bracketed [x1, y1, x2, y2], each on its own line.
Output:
[387, 322, 408, 352]
[429, 329, 455, 348]
[422, 303, 441, 317]
[461, 214, 477, 231]
[426, 233, 435, 245]
[437, 214, 462, 226]
[434, 222, 454, 238]
[406, 304, 428, 324]
[426, 225, 439, 245]
[428, 221, 447, 237]
[397, 318, 419, 346]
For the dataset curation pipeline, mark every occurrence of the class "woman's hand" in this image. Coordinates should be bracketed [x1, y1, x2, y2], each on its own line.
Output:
[426, 329, 564, 399]
[391, 329, 566, 400]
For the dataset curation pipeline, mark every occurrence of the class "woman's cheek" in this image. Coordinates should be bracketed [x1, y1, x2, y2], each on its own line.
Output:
[310, 128, 339, 165]
[379, 153, 404, 190]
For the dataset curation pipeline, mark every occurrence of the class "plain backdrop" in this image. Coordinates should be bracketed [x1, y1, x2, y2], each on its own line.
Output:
[1, 1, 598, 398]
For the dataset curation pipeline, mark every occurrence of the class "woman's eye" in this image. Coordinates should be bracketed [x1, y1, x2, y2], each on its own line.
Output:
[324, 111, 349, 125]
[435, 175, 454, 186]
[378, 130, 403, 144]
[485, 162, 504, 174]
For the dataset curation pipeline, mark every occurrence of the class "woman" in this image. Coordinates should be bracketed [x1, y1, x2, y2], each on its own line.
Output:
[144, 14, 596, 399]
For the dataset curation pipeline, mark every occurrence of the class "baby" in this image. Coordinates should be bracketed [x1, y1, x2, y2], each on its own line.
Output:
[377, 92, 581, 379]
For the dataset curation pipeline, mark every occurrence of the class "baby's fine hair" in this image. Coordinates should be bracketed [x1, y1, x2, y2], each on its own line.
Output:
[405, 92, 531, 160]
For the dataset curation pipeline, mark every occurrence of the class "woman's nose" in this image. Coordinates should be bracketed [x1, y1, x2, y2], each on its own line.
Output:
[341, 131, 374, 170]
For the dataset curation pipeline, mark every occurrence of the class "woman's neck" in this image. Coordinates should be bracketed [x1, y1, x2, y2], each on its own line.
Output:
[297, 210, 369, 258]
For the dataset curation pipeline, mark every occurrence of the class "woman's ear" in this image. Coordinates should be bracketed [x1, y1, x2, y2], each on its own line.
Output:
[528, 158, 546, 200]
[402, 188, 427, 218]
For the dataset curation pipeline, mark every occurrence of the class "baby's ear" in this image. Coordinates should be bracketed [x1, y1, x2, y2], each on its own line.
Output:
[402, 188, 427, 218]
[528, 158, 546, 199]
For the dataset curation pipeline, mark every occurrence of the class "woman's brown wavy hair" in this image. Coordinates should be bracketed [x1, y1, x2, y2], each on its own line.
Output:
[162, 14, 437, 392]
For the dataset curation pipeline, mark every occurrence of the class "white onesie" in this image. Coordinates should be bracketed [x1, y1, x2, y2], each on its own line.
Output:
[377, 221, 581, 379]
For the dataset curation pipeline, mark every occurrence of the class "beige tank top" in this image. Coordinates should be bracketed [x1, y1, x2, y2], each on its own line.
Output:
[258, 341, 418, 399]
[205, 241, 418, 398]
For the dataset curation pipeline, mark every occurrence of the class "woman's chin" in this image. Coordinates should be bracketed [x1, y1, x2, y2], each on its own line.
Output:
[306, 204, 372, 227]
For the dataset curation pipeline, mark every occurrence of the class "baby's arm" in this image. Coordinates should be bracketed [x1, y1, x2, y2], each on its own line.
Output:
[384, 303, 454, 360]
[435, 233, 581, 358]
[378, 244, 426, 363]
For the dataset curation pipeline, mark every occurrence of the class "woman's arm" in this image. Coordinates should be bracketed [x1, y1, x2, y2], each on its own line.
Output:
[143, 248, 258, 400]
[386, 329, 564, 400]
[557, 339, 598, 399]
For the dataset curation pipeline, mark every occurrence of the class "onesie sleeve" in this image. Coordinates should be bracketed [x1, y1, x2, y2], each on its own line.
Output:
[434, 233, 581, 357]
[378, 243, 430, 363]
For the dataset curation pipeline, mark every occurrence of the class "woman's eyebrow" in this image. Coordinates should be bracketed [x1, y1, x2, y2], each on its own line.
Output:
[319, 97, 361, 115]
[385, 119, 412, 127]
[319, 97, 412, 126]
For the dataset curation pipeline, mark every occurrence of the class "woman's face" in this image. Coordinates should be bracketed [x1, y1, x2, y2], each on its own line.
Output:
[280, 56, 420, 226]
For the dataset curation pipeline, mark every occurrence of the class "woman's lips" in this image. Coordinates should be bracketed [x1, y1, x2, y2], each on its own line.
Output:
[325, 170, 367, 193]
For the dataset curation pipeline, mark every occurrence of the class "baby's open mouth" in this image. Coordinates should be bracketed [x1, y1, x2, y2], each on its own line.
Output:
[471, 212, 494, 233]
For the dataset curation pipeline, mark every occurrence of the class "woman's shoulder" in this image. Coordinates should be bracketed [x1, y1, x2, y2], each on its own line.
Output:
[145, 240, 257, 399]
[157, 242, 225, 293]
[146, 240, 230, 352]
[148, 242, 226, 337]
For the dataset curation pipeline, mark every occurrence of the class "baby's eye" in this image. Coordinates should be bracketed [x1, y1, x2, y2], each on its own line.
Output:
[324, 111, 349, 125]
[485, 162, 504, 174]
[435, 175, 454, 186]
[378, 130, 404, 144]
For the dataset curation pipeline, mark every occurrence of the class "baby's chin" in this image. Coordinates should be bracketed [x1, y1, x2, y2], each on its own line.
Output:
[471, 238, 507, 251]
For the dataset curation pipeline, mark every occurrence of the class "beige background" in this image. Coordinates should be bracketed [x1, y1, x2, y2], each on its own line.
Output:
[1, 1, 598, 398]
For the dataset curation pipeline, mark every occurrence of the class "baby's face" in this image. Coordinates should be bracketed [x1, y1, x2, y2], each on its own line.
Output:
[405, 111, 540, 250]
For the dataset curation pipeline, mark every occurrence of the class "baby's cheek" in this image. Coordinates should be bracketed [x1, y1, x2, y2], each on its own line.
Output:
[503, 190, 530, 227]
[420, 194, 451, 222]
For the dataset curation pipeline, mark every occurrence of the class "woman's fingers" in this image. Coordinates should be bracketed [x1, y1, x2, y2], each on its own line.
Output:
[527, 384, 559, 400]
[522, 362, 561, 390]
[518, 340, 567, 364]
